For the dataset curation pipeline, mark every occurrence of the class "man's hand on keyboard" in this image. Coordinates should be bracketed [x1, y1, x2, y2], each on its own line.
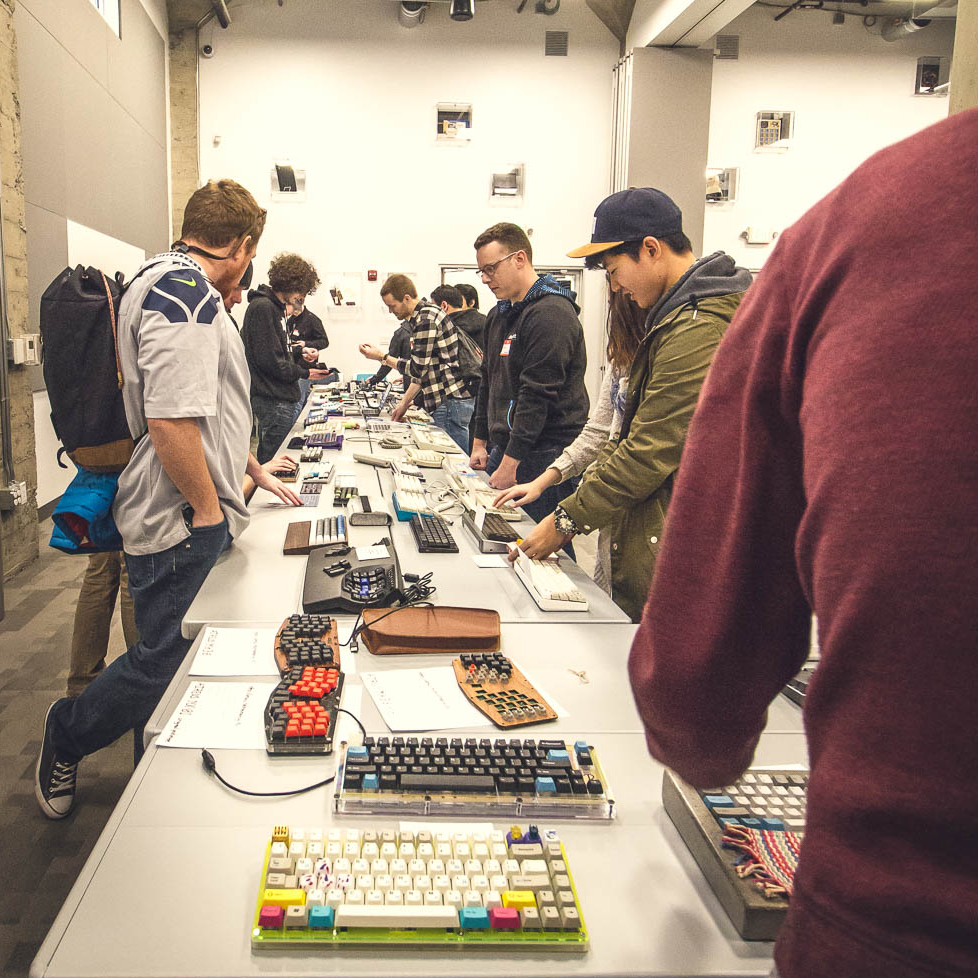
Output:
[508, 512, 573, 562]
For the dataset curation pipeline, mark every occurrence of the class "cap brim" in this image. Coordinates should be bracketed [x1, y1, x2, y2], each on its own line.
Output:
[566, 240, 624, 260]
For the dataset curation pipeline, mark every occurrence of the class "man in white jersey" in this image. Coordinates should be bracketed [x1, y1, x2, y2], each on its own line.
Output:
[35, 180, 301, 818]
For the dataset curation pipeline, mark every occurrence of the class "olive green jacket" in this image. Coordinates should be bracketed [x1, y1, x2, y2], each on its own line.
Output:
[560, 253, 751, 621]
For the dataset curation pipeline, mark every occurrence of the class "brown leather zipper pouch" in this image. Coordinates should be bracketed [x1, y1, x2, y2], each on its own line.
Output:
[360, 606, 501, 655]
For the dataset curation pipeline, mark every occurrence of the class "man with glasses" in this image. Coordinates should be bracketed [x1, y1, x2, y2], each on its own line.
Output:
[469, 223, 589, 529]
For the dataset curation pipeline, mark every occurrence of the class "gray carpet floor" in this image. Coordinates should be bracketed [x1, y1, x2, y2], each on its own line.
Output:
[0, 522, 134, 978]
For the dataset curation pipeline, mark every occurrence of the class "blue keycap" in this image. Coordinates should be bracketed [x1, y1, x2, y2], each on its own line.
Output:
[546, 749, 570, 764]
[459, 907, 490, 929]
[347, 746, 369, 761]
[309, 905, 334, 929]
[718, 816, 742, 828]
[574, 740, 588, 752]
[362, 773, 379, 790]
[741, 818, 763, 830]
[761, 817, 785, 831]
[535, 776, 556, 794]
[703, 794, 734, 808]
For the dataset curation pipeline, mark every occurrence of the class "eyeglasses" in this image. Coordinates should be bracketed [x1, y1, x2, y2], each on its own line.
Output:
[477, 251, 519, 279]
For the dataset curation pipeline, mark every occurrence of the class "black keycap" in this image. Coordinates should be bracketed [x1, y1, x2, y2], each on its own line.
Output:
[586, 779, 604, 795]
[516, 777, 535, 793]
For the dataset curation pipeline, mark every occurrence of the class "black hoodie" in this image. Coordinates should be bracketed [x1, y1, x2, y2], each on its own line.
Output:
[241, 284, 310, 402]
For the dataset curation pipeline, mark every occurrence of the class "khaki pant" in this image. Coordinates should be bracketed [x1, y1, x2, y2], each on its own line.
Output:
[67, 552, 139, 697]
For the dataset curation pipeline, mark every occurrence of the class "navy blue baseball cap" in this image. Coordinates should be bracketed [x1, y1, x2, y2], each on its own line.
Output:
[567, 188, 683, 259]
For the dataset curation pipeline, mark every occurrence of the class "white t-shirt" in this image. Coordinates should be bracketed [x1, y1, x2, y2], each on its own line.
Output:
[113, 252, 253, 555]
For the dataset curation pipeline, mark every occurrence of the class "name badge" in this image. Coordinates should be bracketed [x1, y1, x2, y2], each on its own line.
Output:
[500, 338, 512, 357]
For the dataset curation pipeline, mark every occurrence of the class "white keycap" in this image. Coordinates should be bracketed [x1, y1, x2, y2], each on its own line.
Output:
[307, 890, 325, 907]
[399, 842, 416, 859]
[335, 873, 354, 892]
[371, 858, 389, 876]
[452, 875, 470, 892]
[366, 890, 385, 906]
[436, 842, 453, 859]
[270, 842, 288, 860]
[491, 842, 508, 859]
[308, 829, 323, 844]
[326, 890, 345, 909]
[521, 858, 548, 875]
[400, 830, 416, 845]
[356, 875, 374, 891]
[381, 830, 396, 844]
[375, 874, 393, 892]
[408, 858, 426, 876]
[758, 774, 773, 784]
[295, 857, 313, 876]
[473, 843, 490, 859]
[291, 829, 306, 842]
[423, 890, 442, 905]
[427, 858, 445, 876]
[484, 859, 502, 876]
[435, 831, 450, 844]
[472, 875, 490, 893]
[334, 904, 459, 929]
[446, 858, 464, 876]
[405, 890, 423, 907]
[502, 859, 520, 878]
[454, 842, 471, 859]
[490, 874, 509, 892]
[385, 889, 403, 905]
[768, 807, 783, 816]
[464, 858, 483, 876]
[346, 889, 364, 905]
[453, 832, 469, 846]
[352, 858, 370, 875]
[490, 830, 505, 845]
[380, 842, 397, 859]
[298, 873, 318, 892]
[289, 840, 307, 859]
[464, 890, 483, 907]
[484, 890, 502, 910]
[328, 829, 342, 842]
[345, 828, 362, 843]
[472, 832, 488, 845]
[390, 858, 407, 875]
[326, 842, 342, 858]
[361, 842, 379, 860]
[306, 842, 324, 859]
[395, 874, 412, 892]
[344, 841, 360, 857]
[417, 842, 434, 859]
[444, 890, 463, 909]
[414, 874, 432, 892]
[433, 874, 452, 893]
[333, 858, 351, 874]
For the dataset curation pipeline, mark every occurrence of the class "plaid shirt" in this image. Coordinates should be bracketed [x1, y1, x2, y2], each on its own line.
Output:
[395, 300, 470, 413]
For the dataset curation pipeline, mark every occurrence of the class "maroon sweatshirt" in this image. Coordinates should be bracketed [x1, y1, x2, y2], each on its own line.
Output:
[628, 108, 978, 978]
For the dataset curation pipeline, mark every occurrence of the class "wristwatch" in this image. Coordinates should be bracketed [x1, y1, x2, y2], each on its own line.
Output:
[553, 506, 580, 537]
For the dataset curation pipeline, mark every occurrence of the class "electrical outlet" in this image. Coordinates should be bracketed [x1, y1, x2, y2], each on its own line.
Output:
[12, 481, 27, 505]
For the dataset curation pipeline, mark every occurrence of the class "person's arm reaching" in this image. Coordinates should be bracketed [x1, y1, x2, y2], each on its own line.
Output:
[242, 453, 303, 506]
[628, 257, 812, 789]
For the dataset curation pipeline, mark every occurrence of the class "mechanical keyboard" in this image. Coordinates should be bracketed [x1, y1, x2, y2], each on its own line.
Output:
[334, 736, 614, 819]
[333, 485, 358, 506]
[263, 666, 344, 756]
[409, 513, 458, 553]
[461, 511, 519, 553]
[307, 515, 348, 547]
[411, 425, 464, 455]
[405, 447, 445, 468]
[251, 822, 588, 949]
[512, 550, 588, 612]
[662, 768, 808, 940]
[273, 613, 341, 674]
[302, 537, 403, 614]
[454, 653, 556, 728]
[305, 433, 344, 450]
[391, 466, 431, 517]
[300, 446, 323, 463]
[442, 459, 523, 522]
[299, 480, 327, 507]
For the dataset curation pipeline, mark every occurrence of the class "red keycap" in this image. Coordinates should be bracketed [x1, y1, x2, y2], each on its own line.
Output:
[489, 907, 520, 930]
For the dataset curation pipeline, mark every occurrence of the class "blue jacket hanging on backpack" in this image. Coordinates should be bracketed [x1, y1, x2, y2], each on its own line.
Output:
[49, 469, 123, 554]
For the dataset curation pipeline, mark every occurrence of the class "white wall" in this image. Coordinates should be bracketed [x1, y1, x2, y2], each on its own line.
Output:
[197, 0, 618, 399]
[703, 7, 955, 269]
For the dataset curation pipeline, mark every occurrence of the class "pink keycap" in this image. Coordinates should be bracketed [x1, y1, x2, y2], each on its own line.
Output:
[489, 906, 520, 930]
[259, 905, 285, 928]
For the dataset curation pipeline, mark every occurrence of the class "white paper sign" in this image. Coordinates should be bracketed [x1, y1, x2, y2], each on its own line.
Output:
[473, 554, 508, 568]
[355, 544, 390, 561]
[158, 681, 278, 749]
[189, 627, 279, 677]
[473, 505, 487, 533]
[361, 668, 487, 732]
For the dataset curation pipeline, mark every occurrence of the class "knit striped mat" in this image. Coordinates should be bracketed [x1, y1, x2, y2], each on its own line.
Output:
[721, 825, 802, 899]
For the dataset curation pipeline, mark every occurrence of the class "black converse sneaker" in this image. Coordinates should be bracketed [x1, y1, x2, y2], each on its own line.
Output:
[35, 700, 78, 819]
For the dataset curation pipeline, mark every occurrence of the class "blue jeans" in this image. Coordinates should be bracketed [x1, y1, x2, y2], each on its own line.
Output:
[51, 518, 231, 765]
[252, 395, 301, 464]
[431, 395, 476, 453]
[487, 442, 579, 558]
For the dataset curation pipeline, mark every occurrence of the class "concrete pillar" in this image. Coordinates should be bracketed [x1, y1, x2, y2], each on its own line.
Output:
[0, 0, 39, 580]
[949, 0, 978, 115]
[168, 28, 199, 242]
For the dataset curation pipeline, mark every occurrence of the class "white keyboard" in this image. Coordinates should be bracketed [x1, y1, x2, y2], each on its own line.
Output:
[392, 466, 430, 515]
[440, 459, 522, 522]
[411, 426, 464, 455]
[513, 551, 588, 612]
[353, 453, 391, 468]
[405, 447, 445, 468]
[304, 463, 335, 482]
